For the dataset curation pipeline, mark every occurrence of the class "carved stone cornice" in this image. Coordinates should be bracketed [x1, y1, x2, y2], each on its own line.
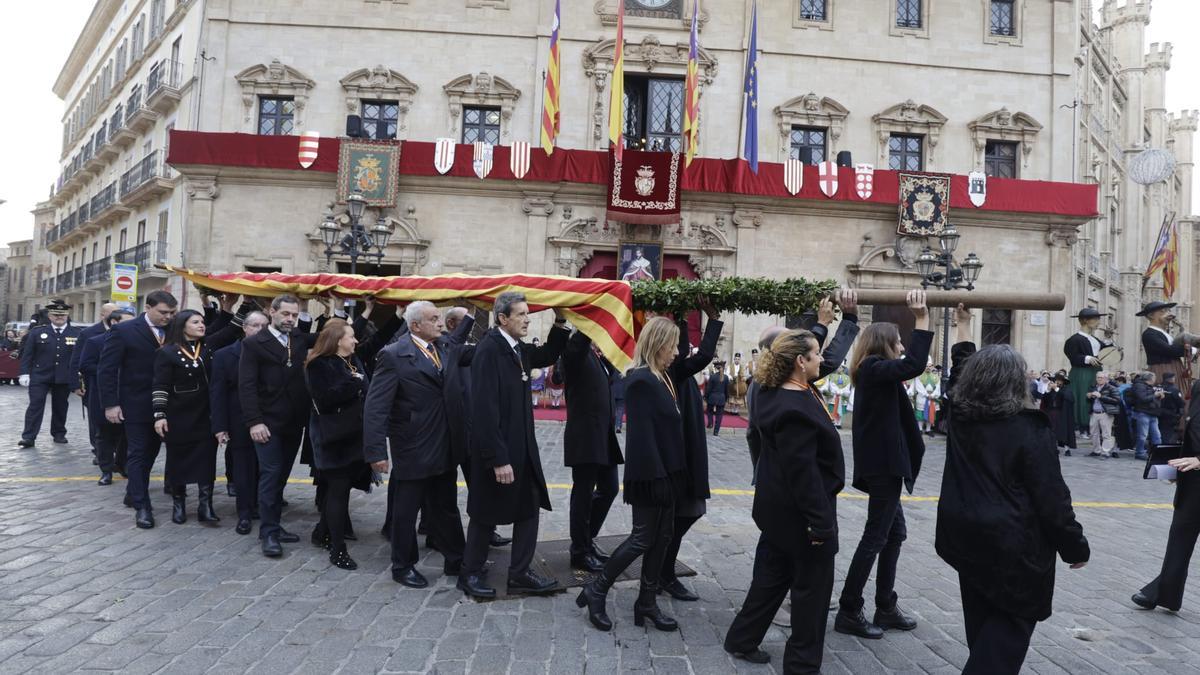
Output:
[1045, 227, 1080, 247]
[235, 60, 315, 132]
[340, 66, 419, 133]
[443, 72, 521, 140]
[594, 1, 709, 29]
[522, 193, 556, 216]
[774, 93, 850, 157]
[582, 35, 718, 81]
[872, 100, 948, 167]
[184, 176, 219, 201]
[968, 107, 1043, 168]
[732, 209, 762, 229]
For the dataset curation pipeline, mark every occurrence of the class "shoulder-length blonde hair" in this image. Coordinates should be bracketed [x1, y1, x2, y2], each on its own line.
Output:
[756, 330, 819, 388]
[632, 316, 680, 376]
[849, 322, 900, 385]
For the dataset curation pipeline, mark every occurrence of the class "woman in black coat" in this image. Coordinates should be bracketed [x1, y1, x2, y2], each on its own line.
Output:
[305, 318, 369, 570]
[1133, 381, 1200, 612]
[723, 329, 844, 672]
[1043, 372, 1077, 454]
[835, 290, 932, 639]
[152, 309, 243, 525]
[937, 315, 1089, 675]
[577, 317, 689, 633]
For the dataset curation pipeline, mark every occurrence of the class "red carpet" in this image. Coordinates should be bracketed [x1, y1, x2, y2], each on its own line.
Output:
[532, 407, 750, 429]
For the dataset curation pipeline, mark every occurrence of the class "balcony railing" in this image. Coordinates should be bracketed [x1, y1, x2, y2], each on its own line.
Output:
[58, 212, 77, 239]
[114, 240, 170, 272]
[125, 87, 143, 126]
[120, 150, 165, 198]
[73, 267, 84, 288]
[56, 271, 73, 292]
[148, 59, 183, 97]
[95, 122, 107, 146]
[109, 108, 123, 140]
[86, 257, 112, 285]
[81, 139, 93, 163]
[77, 201, 91, 226]
[40, 278, 54, 296]
[45, 226, 59, 246]
[90, 183, 117, 217]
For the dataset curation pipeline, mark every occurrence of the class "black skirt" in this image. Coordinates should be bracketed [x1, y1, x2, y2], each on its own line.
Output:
[165, 438, 218, 486]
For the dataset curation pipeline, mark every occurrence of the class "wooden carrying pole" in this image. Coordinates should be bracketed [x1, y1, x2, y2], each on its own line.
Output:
[852, 290, 1065, 311]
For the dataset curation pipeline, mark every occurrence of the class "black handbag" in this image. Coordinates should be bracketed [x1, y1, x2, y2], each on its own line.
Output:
[312, 397, 363, 447]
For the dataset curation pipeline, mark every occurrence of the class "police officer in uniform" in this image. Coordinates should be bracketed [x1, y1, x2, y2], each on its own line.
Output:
[18, 299, 84, 447]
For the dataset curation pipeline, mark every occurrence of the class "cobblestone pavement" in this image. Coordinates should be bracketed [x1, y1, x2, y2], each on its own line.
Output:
[1, 386, 1199, 674]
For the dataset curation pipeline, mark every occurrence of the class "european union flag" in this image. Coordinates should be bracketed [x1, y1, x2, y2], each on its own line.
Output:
[742, 1, 759, 173]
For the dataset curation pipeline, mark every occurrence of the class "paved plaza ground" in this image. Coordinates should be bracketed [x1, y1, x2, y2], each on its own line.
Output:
[1, 386, 1200, 674]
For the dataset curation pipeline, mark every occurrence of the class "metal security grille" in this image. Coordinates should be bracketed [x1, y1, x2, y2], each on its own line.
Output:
[981, 309, 1013, 346]
[990, 0, 1015, 36]
[799, 0, 827, 20]
[896, 0, 922, 28]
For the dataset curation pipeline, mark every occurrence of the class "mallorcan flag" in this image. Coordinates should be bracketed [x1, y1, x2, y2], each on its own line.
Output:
[161, 265, 636, 368]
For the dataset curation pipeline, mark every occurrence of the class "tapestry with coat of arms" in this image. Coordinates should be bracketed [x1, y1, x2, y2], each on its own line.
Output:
[337, 139, 401, 207]
[606, 148, 682, 226]
[897, 173, 950, 237]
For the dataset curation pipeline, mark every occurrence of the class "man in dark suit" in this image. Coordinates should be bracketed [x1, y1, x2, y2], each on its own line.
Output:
[459, 292, 569, 599]
[19, 298, 84, 448]
[561, 330, 623, 573]
[365, 301, 475, 588]
[239, 294, 318, 557]
[78, 308, 135, 485]
[69, 302, 118, 458]
[212, 311, 269, 535]
[705, 363, 729, 435]
[98, 290, 179, 528]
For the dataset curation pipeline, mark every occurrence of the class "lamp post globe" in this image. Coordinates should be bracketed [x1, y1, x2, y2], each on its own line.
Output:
[346, 189, 367, 221]
[938, 224, 960, 255]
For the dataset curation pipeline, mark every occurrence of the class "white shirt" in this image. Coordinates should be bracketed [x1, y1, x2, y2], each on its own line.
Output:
[1150, 325, 1173, 343]
[411, 334, 432, 350]
[144, 313, 163, 337]
[1077, 330, 1101, 357]
[499, 328, 521, 352]
[268, 325, 289, 346]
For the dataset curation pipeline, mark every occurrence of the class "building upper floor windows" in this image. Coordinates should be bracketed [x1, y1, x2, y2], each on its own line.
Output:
[888, 134, 923, 171]
[361, 100, 399, 140]
[258, 97, 295, 136]
[799, 0, 827, 21]
[623, 74, 684, 152]
[981, 309, 1013, 346]
[985, 140, 1018, 178]
[789, 126, 827, 164]
[461, 106, 501, 145]
[990, 0, 1016, 37]
[896, 0, 922, 28]
[150, 0, 166, 40]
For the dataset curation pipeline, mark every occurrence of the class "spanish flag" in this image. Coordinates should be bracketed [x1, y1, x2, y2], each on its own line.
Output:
[540, 0, 561, 155]
[683, 1, 701, 166]
[162, 266, 637, 368]
[607, 0, 626, 163]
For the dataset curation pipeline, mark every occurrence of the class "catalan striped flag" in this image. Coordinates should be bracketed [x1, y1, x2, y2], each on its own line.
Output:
[1145, 212, 1179, 298]
[607, 0, 626, 162]
[682, 1, 701, 166]
[540, 0, 562, 155]
[161, 265, 637, 368]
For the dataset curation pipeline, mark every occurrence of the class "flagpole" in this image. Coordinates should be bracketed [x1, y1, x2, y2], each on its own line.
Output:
[735, 0, 751, 163]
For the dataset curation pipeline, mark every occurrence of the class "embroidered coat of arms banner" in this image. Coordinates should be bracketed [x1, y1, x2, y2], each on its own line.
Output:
[337, 139, 401, 207]
[897, 172, 951, 237]
[605, 149, 682, 225]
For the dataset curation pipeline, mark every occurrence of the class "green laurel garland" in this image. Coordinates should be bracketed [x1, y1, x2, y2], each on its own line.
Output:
[629, 276, 839, 317]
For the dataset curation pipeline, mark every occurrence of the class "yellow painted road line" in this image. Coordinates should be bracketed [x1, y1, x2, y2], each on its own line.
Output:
[0, 475, 1175, 510]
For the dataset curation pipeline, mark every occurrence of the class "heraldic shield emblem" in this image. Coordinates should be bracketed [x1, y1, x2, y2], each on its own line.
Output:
[434, 138, 456, 175]
[968, 170, 987, 207]
[510, 141, 531, 179]
[473, 142, 494, 179]
[855, 163, 874, 199]
[897, 173, 950, 237]
[298, 131, 320, 169]
[783, 159, 803, 196]
[336, 139, 400, 206]
[817, 161, 839, 198]
[634, 165, 656, 196]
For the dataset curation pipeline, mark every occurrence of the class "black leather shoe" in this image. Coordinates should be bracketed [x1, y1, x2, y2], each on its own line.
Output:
[508, 570, 559, 594]
[1131, 592, 1157, 610]
[331, 548, 358, 571]
[490, 531, 512, 547]
[235, 519, 252, 535]
[278, 529, 300, 544]
[171, 494, 187, 524]
[570, 552, 605, 574]
[575, 580, 613, 632]
[53, 436, 68, 444]
[874, 605, 917, 631]
[834, 610, 884, 639]
[135, 507, 155, 529]
[393, 567, 429, 588]
[660, 579, 700, 602]
[633, 586, 678, 632]
[262, 534, 282, 557]
[17, 439, 33, 448]
[457, 574, 497, 599]
[726, 648, 770, 665]
[97, 472, 113, 486]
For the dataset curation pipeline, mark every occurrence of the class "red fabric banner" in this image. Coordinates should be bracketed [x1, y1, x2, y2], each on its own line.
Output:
[606, 149, 682, 225]
[167, 131, 1099, 218]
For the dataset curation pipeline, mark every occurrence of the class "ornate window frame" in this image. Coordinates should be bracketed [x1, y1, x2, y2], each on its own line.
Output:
[872, 99, 947, 168]
[983, 0, 1024, 47]
[235, 59, 315, 134]
[340, 66, 418, 139]
[594, 1, 708, 31]
[773, 93, 848, 161]
[968, 107, 1042, 170]
[890, 0, 931, 40]
[581, 35, 719, 149]
[443, 72, 521, 142]
[794, 0, 835, 31]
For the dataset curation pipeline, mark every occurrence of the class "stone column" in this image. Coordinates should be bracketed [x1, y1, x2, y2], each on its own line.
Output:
[183, 175, 219, 270]
[522, 192, 556, 335]
[731, 207, 762, 356]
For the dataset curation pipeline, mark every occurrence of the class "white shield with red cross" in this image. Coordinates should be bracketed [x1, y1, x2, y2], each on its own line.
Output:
[818, 161, 839, 198]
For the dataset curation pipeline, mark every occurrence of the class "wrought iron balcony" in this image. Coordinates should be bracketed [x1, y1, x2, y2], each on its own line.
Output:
[147, 59, 183, 113]
[119, 151, 172, 205]
[124, 85, 158, 134]
[114, 240, 170, 272]
[86, 257, 112, 285]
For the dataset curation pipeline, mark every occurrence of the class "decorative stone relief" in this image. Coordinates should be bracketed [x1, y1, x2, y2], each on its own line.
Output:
[339, 66, 418, 134]
[872, 100, 948, 167]
[235, 59, 315, 132]
[968, 107, 1043, 169]
[443, 72, 521, 140]
[184, 176, 219, 201]
[774, 93, 849, 159]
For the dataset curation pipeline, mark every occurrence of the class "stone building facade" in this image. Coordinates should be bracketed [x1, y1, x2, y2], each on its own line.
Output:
[37, 0, 1198, 372]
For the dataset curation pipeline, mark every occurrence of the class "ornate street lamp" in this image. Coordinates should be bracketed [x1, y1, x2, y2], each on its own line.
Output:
[320, 188, 394, 305]
[918, 224, 985, 396]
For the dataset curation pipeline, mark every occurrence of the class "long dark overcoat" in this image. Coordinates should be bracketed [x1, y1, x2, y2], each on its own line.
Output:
[561, 331, 622, 468]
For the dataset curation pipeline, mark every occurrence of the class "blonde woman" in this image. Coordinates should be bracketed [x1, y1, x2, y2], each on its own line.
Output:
[577, 317, 688, 633]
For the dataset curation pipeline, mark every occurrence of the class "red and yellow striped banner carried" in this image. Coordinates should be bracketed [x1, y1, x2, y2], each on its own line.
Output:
[162, 265, 636, 368]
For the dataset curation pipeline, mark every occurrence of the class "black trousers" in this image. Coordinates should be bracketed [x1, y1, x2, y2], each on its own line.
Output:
[96, 422, 126, 475]
[725, 535, 836, 674]
[569, 463, 619, 555]
[227, 440, 259, 521]
[839, 477, 906, 613]
[661, 514, 701, 583]
[316, 466, 355, 554]
[706, 404, 726, 434]
[390, 470, 466, 572]
[85, 393, 100, 455]
[21, 382, 70, 442]
[1140, 474, 1200, 611]
[254, 426, 302, 539]
[602, 503, 675, 589]
[960, 578, 1036, 675]
[464, 511, 539, 579]
[124, 422, 162, 510]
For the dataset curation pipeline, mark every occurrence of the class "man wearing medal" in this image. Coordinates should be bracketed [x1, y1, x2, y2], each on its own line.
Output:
[1063, 307, 1113, 437]
[18, 298, 83, 448]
